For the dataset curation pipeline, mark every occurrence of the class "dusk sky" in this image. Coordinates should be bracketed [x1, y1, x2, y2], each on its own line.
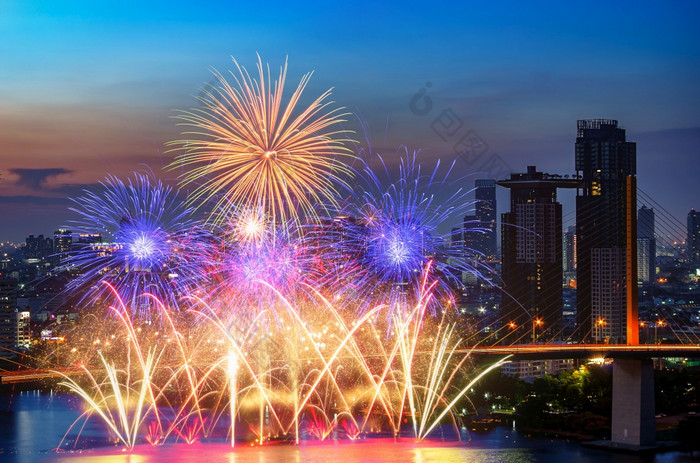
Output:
[1, 1, 699, 242]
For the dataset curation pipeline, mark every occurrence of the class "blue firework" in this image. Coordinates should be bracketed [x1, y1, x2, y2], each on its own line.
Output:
[333, 148, 492, 319]
[63, 172, 201, 316]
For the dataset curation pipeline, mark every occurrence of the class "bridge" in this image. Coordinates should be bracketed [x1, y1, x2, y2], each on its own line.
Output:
[0, 367, 87, 384]
[464, 343, 700, 360]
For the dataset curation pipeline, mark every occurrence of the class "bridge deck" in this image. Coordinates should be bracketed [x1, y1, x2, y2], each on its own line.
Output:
[2, 345, 700, 384]
[461, 344, 700, 360]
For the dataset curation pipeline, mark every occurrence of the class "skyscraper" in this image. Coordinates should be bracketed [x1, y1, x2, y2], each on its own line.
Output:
[638, 206, 654, 240]
[637, 206, 655, 284]
[52, 228, 74, 266]
[475, 179, 497, 261]
[499, 166, 578, 338]
[575, 119, 637, 344]
[689, 209, 700, 265]
[563, 225, 577, 285]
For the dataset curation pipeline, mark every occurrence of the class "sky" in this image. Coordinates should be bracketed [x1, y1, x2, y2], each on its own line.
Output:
[1, 1, 699, 242]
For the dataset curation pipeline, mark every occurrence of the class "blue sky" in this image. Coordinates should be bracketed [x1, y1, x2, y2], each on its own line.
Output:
[1, 1, 699, 241]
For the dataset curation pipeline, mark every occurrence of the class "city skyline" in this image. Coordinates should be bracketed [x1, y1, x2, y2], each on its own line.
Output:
[1, 2, 700, 241]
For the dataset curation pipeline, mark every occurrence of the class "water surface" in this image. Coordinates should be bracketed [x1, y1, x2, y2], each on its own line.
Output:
[1, 391, 696, 463]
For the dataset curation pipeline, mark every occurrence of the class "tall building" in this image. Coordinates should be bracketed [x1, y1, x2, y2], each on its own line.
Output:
[637, 206, 655, 284]
[499, 166, 578, 338]
[689, 209, 700, 265]
[77, 233, 102, 245]
[52, 229, 74, 266]
[450, 227, 463, 245]
[563, 226, 576, 273]
[463, 214, 481, 285]
[563, 225, 577, 286]
[638, 206, 654, 241]
[575, 119, 637, 344]
[24, 234, 41, 261]
[0, 279, 18, 358]
[53, 229, 73, 254]
[475, 179, 497, 261]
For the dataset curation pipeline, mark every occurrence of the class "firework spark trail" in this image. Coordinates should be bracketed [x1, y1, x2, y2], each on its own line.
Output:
[246, 279, 370, 436]
[144, 293, 207, 438]
[57, 294, 165, 451]
[301, 283, 398, 433]
[168, 57, 356, 228]
[57, 271, 507, 449]
[184, 295, 287, 432]
[227, 352, 238, 447]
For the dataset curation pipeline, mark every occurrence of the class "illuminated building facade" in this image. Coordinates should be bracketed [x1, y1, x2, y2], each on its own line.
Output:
[24, 234, 53, 262]
[53, 229, 73, 254]
[500, 359, 575, 380]
[17, 310, 31, 348]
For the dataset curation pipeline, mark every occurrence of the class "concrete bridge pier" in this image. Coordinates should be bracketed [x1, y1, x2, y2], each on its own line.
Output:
[611, 358, 655, 446]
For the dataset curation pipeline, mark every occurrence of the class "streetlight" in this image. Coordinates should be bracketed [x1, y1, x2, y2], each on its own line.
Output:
[640, 321, 650, 344]
[596, 318, 606, 344]
[507, 321, 517, 341]
[532, 318, 543, 343]
[655, 320, 666, 345]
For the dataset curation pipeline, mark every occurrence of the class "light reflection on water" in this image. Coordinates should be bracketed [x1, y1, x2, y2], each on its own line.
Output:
[0, 391, 695, 463]
[45, 443, 536, 463]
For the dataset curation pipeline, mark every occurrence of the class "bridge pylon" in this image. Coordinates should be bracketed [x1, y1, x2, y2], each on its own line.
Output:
[626, 175, 639, 346]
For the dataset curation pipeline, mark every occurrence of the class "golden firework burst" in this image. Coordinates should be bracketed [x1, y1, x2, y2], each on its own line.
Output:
[168, 57, 355, 226]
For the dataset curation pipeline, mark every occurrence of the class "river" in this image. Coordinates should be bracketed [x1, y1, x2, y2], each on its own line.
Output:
[0, 390, 696, 463]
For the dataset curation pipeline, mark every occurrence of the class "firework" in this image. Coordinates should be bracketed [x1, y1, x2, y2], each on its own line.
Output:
[179, 200, 364, 326]
[210, 229, 308, 312]
[56, 275, 511, 450]
[63, 172, 201, 316]
[326, 148, 492, 321]
[43, 58, 514, 453]
[168, 57, 355, 227]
